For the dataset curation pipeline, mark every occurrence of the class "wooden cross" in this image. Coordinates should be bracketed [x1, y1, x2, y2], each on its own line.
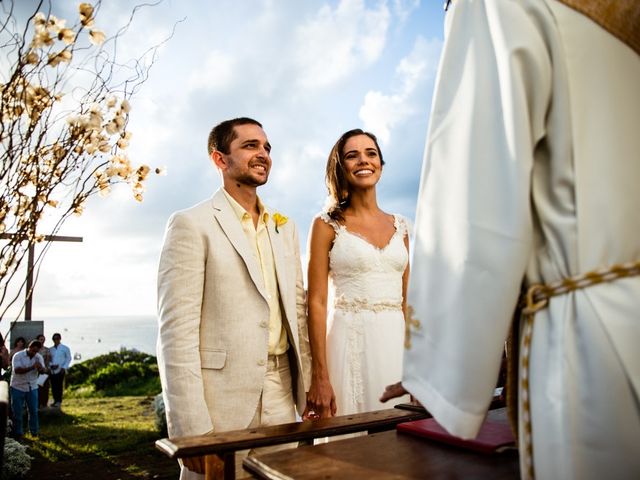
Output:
[0, 233, 83, 320]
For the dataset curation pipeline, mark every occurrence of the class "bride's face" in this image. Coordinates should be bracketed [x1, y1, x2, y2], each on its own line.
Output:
[341, 135, 383, 189]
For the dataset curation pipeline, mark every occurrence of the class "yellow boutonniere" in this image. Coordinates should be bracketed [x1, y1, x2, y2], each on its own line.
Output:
[273, 213, 288, 233]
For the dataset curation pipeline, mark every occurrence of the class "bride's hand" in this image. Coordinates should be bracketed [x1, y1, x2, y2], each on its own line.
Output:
[303, 376, 337, 420]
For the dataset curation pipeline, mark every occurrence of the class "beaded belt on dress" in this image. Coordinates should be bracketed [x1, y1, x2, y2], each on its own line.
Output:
[334, 297, 403, 313]
[518, 260, 640, 480]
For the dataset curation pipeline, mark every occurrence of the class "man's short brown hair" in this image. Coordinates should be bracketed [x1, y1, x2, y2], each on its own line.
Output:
[207, 117, 262, 155]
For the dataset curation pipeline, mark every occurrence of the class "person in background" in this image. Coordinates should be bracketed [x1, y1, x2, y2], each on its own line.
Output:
[36, 334, 51, 408]
[49, 333, 71, 408]
[9, 336, 26, 363]
[10, 339, 45, 439]
[0, 333, 9, 372]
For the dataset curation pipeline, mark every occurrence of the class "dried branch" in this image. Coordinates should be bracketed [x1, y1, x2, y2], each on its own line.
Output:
[0, 0, 172, 323]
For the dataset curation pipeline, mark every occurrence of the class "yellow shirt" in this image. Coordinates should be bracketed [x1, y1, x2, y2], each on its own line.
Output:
[222, 189, 289, 355]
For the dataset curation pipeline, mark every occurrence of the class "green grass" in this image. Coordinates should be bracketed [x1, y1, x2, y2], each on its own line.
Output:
[27, 396, 160, 463]
[11, 351, 174, 478]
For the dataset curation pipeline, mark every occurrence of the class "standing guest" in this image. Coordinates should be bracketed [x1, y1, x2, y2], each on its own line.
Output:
[304, 129, 410, 419]
[10, 340, 45, 439]
[157, 117, 311, 479]
[0, 334, 9, 371]
[49, 333, 71, 408]
[36, 334, 51, 408]
[9, 336, 26, 362]
[382, 1, 640, 479]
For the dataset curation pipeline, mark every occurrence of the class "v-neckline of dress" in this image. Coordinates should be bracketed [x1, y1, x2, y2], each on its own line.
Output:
[338, 215, 399, 252]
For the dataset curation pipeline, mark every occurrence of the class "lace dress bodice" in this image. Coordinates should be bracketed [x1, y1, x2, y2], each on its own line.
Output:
[320, 212, 409, 311]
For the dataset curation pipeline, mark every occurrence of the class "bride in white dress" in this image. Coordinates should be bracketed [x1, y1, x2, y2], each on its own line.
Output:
[304, 129, 410, 419]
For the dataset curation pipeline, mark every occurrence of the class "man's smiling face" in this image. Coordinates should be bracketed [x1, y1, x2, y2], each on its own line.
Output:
[220, 123, 272, 187]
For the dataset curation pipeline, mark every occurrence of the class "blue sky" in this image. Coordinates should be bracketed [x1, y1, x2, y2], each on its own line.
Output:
[6, 0, 446, 319]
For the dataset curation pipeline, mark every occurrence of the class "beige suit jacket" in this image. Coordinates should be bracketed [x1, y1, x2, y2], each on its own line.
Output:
[157, 188, 311, 441]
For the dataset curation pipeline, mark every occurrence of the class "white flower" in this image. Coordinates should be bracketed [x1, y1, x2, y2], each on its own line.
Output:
[31, 29, 53, 48]
[113, 114, 125, 129]
[48, 15, 66, 32]
[88, 110, 103, 130]
[98, 185, 111, 197]
[105, 120, 118, 135]
[47, 49, 72, 67]
[58, 28, 76, 45]
[24, 51, 40, 64]
[89, 29, 105, 45]
[79, 3, 95, 27]
[3, 438, 32, 477]
[34, 12, 47, 28]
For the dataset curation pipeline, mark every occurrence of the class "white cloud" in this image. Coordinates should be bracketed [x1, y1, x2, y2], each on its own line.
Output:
[187, 50, 236, 93]
[359, 35, 441, 143]
[393, 0, 421, 24]
[293, 0, 390, 89]
[1, 0, 445, 321]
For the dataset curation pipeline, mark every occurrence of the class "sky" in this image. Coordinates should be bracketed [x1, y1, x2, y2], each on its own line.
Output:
[4, 0, 446, 321]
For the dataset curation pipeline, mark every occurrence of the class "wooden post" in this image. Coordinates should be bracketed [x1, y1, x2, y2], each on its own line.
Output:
[0, 233, 83, 320]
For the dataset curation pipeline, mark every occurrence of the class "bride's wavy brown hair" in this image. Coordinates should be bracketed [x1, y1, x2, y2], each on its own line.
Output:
[325, 129, 384, 222]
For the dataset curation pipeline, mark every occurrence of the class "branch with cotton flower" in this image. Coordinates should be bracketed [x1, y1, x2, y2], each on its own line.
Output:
[0, 0, 175, 322]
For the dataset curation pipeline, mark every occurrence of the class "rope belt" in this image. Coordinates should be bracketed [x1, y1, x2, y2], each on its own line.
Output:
[519, 260, 640, 480]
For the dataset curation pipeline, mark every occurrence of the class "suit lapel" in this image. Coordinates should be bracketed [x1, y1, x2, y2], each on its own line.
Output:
[211, 189, 267, 300]
[267, 217, 290, 319]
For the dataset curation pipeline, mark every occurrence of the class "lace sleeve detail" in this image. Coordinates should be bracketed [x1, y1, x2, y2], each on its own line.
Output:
[395, 214, 413, 239]
[318, 211, 340, 232]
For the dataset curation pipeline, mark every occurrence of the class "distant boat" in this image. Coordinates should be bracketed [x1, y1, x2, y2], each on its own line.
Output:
[74, 353, 82, 360]
[96, 338, 101, 343]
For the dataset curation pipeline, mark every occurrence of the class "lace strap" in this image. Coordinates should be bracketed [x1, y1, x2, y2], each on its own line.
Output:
[394, 214, 412, 238]
[318, 211, 340, 233]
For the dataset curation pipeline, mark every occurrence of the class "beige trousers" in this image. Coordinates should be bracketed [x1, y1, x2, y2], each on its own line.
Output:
[235, 353, 297, 479]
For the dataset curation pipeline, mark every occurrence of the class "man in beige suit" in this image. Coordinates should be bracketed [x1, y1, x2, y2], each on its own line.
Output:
[157, 117, 311, 479]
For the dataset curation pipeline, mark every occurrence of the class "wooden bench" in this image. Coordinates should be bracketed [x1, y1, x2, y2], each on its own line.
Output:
[155, 406, 430, 479]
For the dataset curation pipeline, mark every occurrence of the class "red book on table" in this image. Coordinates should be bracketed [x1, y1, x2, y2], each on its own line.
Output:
[397, 417, 516, 454]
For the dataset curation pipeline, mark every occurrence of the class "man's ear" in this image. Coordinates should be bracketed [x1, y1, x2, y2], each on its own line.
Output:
[211, 150, 226, 170]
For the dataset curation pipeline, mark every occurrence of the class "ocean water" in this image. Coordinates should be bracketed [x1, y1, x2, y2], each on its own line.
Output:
[35, 315, 158, 365]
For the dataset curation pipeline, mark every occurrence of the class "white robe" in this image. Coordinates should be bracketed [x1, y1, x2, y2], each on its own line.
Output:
[404, 1, 640, 479]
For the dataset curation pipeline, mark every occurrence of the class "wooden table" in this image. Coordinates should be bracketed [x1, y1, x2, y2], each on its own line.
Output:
[156, 407, 431, 479]
[244, 409, 520, 480]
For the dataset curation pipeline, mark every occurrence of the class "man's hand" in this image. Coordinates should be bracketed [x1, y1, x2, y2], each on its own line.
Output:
[303, 377, 337, 420]
[182, 454, 225, 476]
[34, 361, 45, 373]
[380, 381, 410, 403]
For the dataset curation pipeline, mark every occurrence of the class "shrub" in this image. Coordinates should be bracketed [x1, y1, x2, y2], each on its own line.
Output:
[87, 361, 158, 391]
[2, 437, 32, 479]
[67, 349, 157, 387]
[153, 393, 167, 436]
